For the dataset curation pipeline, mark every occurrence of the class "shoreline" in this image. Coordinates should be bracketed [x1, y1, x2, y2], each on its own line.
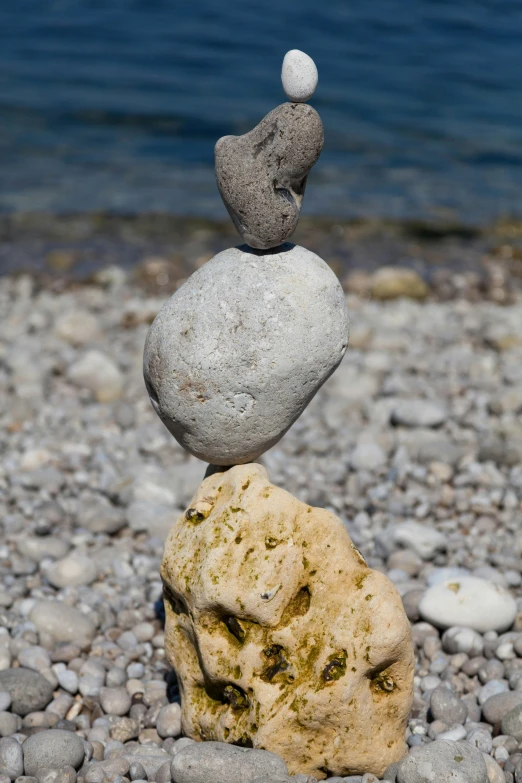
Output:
[1, 212, 522, 302]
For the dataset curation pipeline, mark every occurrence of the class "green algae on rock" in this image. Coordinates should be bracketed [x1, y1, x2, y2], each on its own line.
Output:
[160, 463, 414, 778]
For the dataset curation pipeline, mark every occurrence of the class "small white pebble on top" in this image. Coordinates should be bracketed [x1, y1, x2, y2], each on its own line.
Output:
[281, 49, 318, 102]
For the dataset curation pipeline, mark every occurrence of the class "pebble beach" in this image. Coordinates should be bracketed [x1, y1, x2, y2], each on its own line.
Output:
[1, 253, 522, 783]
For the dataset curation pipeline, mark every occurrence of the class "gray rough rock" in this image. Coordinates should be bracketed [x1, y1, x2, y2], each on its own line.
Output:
[501, 703, 522, 740]
[215, 103, 323, 249]
[0, 669, 53, 717]
[46, 554, 97, 589]
[22, 731, 85, 776]
[171, 743, 288, 783]
[376, 521, 446, 561]
[156, 704, 182, 739]
[0, 737, 24, 779]
[120, 746, 171, 779]
[144, 244, 349, 464]
[430, 686, 467, 725]
[441, 626, 484, 656]
[99, 688, 131, 717]
[482, 691, 522, 725]
[68, 350, 123, 403]
[0, 713, 19, 738]
[28, 601, 95, 648]
[391, 400, 447, 428]
[396, 740, 488, 783]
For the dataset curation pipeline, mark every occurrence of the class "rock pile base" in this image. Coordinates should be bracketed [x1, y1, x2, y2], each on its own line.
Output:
[161, 464, 414, 778]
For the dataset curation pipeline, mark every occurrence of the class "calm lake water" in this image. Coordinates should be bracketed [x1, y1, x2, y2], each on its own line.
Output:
[1, 0, 522, 222]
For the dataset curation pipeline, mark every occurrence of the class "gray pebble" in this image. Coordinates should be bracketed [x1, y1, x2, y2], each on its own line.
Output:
[434, 725, 467, 742]
[430, 685, 467, 725]
[155, 762, 171, 783]
[478, 659, 504, 684]
[171, 741, 195, 757]
[17, 647, 51, 673]
[478, 679, 509, 706]
[99, 688, 131, 717]
[22, 731, 85, 777]
[129, 763, 147, 781]
[46, 554, 97, 589]
[467, 729, 493, 754]
[0, 714, 19, 738]
[502, 704, 522, 741]
[120, 747, 171, 779]
[144, 244, 349, 465]
[482, 692, 522, 725]
[396, 740, 487, 783]
[170, 742, 288, 783]
[156, 705, 181, 740]
[106, 670, 126, 689]
[36, 767, 76, 783]
[215, 103, 323, 249]
[391, 399, 447, 428]
[28, 603, 95, 648]
[441, 627, 484, 657]
[0, 738, 24, 779]
[0, 670, 53, 718]
[0, 697, 11, 714]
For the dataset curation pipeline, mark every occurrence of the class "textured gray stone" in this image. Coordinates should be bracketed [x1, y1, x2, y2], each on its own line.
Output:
[391, 399, 447, 428]
[396, 740, 488, 783]
[483, 691, 522, 725]
[430, 685, 467, 725]
[120, 746, 171, 779]
[0, 738, 24, 779]
[0, 670, 53, 718]
[22, 731, 85, 776]
[215, 104, 323, 249]
[502, 703, 522, 740]
[144, 244, 349, 465]
[28, 601, 95, 648]
[171, 743, 288, 783]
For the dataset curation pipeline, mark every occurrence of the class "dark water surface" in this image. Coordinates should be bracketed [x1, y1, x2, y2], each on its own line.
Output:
[1, 0, 522, 222]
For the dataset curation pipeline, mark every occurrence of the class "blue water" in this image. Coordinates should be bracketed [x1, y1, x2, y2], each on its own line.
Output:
[1, 0, 522, 222]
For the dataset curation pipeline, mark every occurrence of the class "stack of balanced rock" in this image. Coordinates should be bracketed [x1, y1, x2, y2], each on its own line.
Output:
[144, 50, 414, 778]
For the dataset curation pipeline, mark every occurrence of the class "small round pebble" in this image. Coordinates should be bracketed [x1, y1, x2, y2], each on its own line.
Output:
[129, 762, 147, 781]
[0, 737, 24, 778]
[281, 49, 318, 102]
[0, 669, 53, 717]
[430, 685, 467, 724]
[100, 687, 132, 717]
[156, 704, 181, 739]
[22, 730, 85, 776]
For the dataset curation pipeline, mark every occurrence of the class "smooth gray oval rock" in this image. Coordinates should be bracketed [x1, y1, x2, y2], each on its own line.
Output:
[144, 244, 349, 465]
[0, 669, 53, 718]
[430, 685, 467, 725]
[22, 730, 85, 776]
[170, 742, 288, 783]
[397, 740, 487, 783]
[0, 737, 24, 779]
[501, 703, 522, 740]
[215, 104, 323, 249]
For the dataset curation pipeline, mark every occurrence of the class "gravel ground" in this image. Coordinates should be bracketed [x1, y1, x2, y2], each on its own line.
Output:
[1, 267, 522, 783]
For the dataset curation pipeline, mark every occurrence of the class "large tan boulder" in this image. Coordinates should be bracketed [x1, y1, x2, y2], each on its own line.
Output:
[161, 464, 414, 778]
